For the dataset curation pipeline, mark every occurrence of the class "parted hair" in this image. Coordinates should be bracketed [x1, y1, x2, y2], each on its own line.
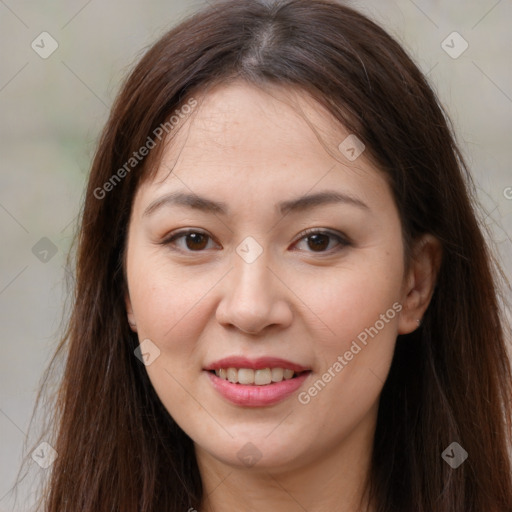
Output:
[15, 1, 512, 511]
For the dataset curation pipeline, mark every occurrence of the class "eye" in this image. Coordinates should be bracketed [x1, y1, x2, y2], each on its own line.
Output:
[293, 228, 349, 253]
[160, 229, 218, 252]
[160, 228, 349, 254]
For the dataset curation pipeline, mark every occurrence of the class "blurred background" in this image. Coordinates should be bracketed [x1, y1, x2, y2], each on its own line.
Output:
[1, 0, 511, 510]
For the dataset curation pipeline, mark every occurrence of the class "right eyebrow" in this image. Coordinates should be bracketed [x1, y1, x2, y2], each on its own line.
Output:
[142, 189, 370, 218]
[143, 191, 228, 217]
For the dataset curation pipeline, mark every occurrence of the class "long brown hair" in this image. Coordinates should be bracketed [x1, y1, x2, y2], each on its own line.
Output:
[15, 0, 512, 510]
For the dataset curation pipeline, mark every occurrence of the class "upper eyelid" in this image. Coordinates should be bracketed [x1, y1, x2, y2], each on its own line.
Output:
[162, 227, 348, 250]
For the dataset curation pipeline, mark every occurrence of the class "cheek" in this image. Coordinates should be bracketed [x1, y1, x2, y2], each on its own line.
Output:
[127, 243, 219, 340]
[294, 258, 402, 429]
[295, 250, 403, 350]
[127, 257, 214, 414]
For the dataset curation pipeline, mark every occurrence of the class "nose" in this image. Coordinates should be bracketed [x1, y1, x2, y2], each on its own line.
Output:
[215, 250, 293, 335]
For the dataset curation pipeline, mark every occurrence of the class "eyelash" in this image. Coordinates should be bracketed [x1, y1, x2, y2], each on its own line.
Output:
[159, 227, 350, 255]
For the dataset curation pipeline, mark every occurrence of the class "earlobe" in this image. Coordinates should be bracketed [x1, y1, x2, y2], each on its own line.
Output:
[397, 234, 442, 335]
[125, 293, 138, 332]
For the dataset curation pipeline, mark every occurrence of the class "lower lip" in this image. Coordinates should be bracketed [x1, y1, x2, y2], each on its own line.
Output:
[205, 370, 311, 407]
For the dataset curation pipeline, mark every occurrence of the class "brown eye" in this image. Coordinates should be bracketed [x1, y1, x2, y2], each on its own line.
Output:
[161, 228, 349, 255]
[183, 232, 209, 250]
[162, 230, 216, 252]
[306, 233, 330, 252]
[294, 229, 349, 254]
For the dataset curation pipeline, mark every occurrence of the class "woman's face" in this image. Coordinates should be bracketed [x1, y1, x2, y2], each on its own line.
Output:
[124, 82, 419, 472]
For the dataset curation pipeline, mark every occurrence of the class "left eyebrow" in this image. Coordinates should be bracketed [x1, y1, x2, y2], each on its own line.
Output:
[278, 190, 369, 216]
[142, 190, 369, 218]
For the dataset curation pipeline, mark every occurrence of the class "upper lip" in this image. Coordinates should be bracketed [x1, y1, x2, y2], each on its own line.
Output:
[204, 356, 310, 372]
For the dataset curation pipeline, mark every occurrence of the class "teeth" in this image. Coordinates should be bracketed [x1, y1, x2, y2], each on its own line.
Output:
[238, 368, 254, 385]
[254, 369, 272, 385]
[214, 367, 298, 385]
[283, 369, 294, 380]
[271, 367, 284, 382]
[227, 367, 237, 383]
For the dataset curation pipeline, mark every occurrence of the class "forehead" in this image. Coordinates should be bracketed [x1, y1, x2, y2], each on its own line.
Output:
[159, 82, 348, 169]
[136, 81, 390, 212]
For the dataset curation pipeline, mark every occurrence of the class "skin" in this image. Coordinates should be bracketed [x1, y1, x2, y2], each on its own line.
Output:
[124, 81, 442, 512]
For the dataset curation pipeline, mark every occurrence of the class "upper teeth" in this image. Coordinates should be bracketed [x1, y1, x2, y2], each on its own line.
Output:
[214, 367, 296, 385]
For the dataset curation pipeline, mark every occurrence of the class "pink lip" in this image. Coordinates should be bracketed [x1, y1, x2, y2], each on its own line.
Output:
[205, 370, 311, 407]
[204, 356, 310, 373]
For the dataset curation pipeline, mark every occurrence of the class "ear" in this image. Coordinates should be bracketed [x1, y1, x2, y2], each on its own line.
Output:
[125, 292, 138, 332]
[398, 233, 442, 335]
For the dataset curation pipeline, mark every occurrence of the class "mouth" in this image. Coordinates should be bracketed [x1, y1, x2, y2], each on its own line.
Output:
[203, 356, 312, 406]
[205, 369, 311, 406]
[203, 356, 311, 406]
[207, 367, 310, 386]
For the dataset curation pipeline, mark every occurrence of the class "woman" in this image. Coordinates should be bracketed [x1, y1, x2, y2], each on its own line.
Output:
[21, 0, 512, 510]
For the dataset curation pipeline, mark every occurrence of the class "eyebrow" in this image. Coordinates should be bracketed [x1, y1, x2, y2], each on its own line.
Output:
[142, 190, 369, 218]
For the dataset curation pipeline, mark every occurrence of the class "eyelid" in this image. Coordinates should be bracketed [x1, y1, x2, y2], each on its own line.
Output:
[159, 228, 219, 250]
[294, 227, 349, 243]
[159, 227, 350, 253]
[292, 227, 350, 253]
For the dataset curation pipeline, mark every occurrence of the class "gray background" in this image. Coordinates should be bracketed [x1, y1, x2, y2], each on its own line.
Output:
[1, 1, 511, 510]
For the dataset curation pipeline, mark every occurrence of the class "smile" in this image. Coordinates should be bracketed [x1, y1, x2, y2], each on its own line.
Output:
[212, 367, 298, 385]
[204, 356, 311, 406]
[205, 369, 311, 407]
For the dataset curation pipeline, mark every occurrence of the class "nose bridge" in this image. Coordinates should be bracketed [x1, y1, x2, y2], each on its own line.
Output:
[230, 244, 273, 314]
[216, 238, 292, 333]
